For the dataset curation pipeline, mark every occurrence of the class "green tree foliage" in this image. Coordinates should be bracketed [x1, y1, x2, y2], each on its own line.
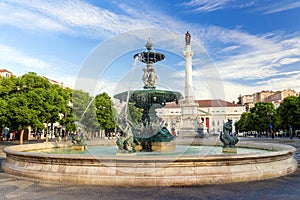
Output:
[72, 90, 99, 134]
[94, 92, 116, 131]
[128, 103, 143, 125]
[277, 96, 300, 131]
[250, 102, 277, 134]
[59, 87, 76, 133]
[237, 94, 242, 104]
[0, 72, 75, 144]
[6, 73, 48, 144]
[235, 112, 251, 133]
[40, 84, 74, 142]
[235, 102, 278, 136]
[0, 76, 17, 128]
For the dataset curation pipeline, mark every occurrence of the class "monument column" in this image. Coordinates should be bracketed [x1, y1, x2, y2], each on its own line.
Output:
[179, 31, 200, 139]
[183, 31, 194, 101]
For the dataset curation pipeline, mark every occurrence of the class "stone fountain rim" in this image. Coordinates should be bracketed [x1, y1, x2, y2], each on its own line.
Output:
[3, 141, 296, 161]
[2, 140, 298, 186]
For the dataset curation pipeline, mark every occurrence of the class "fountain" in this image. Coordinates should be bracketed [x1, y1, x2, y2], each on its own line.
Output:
[1, 34, 298, 186]
[114, 38, 183, 153]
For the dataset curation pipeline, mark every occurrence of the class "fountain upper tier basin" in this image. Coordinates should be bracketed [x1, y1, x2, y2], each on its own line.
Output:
[2, 140, 297, 186]
[114, 89, 183, 108]
[134, 52, 165, 64]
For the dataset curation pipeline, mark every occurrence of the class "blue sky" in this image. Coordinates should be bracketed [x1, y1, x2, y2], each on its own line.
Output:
[0, 0, 300, 102]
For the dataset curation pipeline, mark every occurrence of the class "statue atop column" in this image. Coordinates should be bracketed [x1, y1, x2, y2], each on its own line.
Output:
[185, 31, 191, 45]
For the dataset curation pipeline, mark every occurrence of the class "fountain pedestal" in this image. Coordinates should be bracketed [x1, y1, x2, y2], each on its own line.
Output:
[222, 147, 237, 153]
[71, 145, 87, 151]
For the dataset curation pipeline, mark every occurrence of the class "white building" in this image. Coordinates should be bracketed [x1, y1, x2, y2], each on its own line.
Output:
[156, 99, 245, 135]
[0, 69, 13, 78]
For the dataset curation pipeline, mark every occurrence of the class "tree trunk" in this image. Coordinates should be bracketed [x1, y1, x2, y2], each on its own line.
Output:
[45, 121, 49, 143]
[20, 129, 24, 145]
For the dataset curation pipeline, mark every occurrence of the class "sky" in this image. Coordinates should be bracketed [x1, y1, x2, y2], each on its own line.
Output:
[0, 0, 300, 102]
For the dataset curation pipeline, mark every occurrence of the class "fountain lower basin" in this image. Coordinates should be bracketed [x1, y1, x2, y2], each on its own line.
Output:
[2, 141, 297, 186]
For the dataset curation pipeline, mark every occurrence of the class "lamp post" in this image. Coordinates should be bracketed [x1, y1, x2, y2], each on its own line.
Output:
[289, 125, 293, 139]
[267, 112, 273, 139]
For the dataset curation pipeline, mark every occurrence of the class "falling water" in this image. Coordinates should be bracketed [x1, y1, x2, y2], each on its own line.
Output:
[79, 55, 140, 123]
[79, 95, 96, 123]
[124, 54, 140, 116]
[79, 84, 104, 123]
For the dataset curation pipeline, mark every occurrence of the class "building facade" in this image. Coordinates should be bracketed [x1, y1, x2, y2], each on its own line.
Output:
[0, 69, 13, 78]
[241, 89, 299, 109]
[156, 99, 245, 135]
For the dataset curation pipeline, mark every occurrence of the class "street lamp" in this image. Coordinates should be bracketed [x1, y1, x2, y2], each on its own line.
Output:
[267, 112, 274, 139]
[289, 125, 293, 139]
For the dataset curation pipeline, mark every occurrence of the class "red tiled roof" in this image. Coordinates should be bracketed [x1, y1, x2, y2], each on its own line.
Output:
[0, 69, 12, 73]
[42, 76, 60, 84]
[197, 99, 240, 107]
[164, 99, 241, 108]
[164, 102, 180, 108]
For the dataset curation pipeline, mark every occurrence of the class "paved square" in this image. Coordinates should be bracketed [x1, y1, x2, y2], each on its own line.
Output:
[0, 138, 299, 200]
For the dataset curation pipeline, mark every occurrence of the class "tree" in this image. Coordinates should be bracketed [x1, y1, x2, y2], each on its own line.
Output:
[237, 94, 242, 104]
[94, 92, 116, 132]
[72, 90, 99, 137]
[0, 72, 76, 143]
[250, 102, 278, 136]
[40, 84, 72, 142]
[235, 112, 251, 133]
[128, 103, 143, 125]
[0, 76, 16, 131]
[59, 87, 75, 133]
[277, 96, 300, 131]
[7, 73, 50, 144]
[235, 102, 278, 137]
[7, 91, 41, 144]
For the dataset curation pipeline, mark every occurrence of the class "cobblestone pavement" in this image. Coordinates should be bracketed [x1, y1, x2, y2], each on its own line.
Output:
[0, 138, 299, 200]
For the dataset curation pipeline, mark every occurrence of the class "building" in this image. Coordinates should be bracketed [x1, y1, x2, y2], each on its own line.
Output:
[0, 69, 13, 78]
[266, 89, 298, 108]
[241, 94, 254, 111]
[253, 90, 275, 103]
[42, 76, 65, 88]
[241, 89, 299, 109]
[156, 99, 245, 135]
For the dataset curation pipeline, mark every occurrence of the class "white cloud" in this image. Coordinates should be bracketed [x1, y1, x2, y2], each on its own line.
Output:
[220, 45, 241, 53]
[194, 26, 300, 80]
[262, 1, 300, 14]
[0, 42, 80, 89]
[255, 72, 300, 92]
[183, 0, 300, 14]
[222, 81, 257, 101]
[0, 44, 50, 69]
[0, 0, 158, 38]
[279, 57, 300, 65]
[0, 1, 68, 32]
[183, 0, 234, 12]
